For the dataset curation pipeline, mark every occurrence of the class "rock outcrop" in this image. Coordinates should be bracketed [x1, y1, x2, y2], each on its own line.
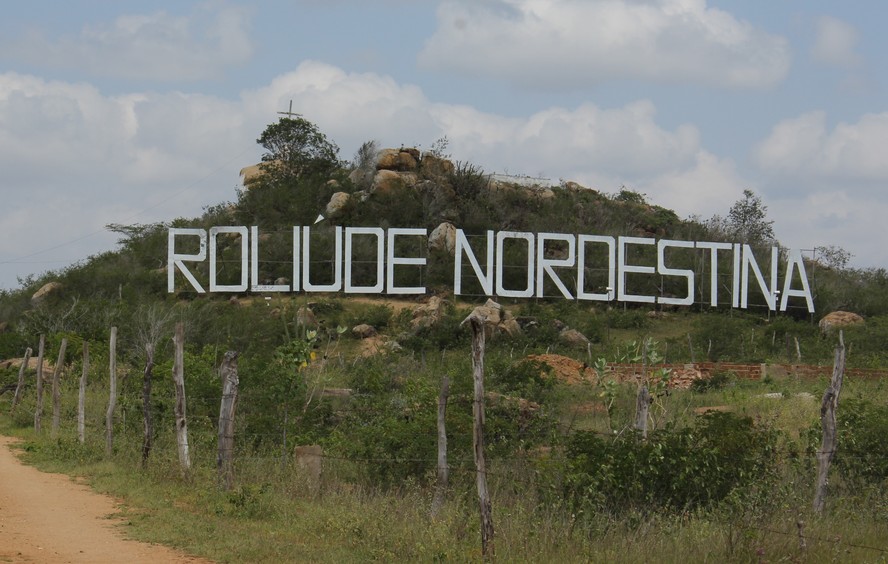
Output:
[411, 296, 447, 331]
[421, 152, 454, 176]
[371, 170, 418, 195]
[460, 299, 523, 338]
[31, 282, 63, 305]
[376, 148, 419, 172]
[428, 222, 457, 254]
[559, 328, 590, 348]
[819, 311, 864, 333]
[352, 324, 377, 339]
[325, 192, 351, 218]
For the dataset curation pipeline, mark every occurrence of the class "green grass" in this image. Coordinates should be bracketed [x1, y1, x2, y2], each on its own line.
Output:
[3, 364, 888, 562]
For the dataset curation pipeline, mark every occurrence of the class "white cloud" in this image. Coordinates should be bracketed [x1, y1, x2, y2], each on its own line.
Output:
[242, 61, 439, 152]
[0, 3, 253, 81]
[418, 0, 790, 89]
[753, 111, 888, 181]
[771, 191, 888, 268]
[0, 69, 262, 288]
[811, 15, 861, 68]
[0, 61, 755, 289]
[650, 151, 747, 219]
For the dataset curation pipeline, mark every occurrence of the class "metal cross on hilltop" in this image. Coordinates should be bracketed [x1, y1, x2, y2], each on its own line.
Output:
[277, 100, 302, 119]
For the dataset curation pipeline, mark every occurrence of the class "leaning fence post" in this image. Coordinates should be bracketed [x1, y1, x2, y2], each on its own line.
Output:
[106, 327, 118, 457]
[10, 347, 32, 414]
[141, 343, 156, 468]
[813, 331, 846, 513]
[217, 351, 240, 490]
[172, 322, 192, 474]
[461, 305, 495, 560]
[431, 374, 450, 517]
[78, 342, 89, 444]
[634, 341, 650, 439]
[51, 338, 68, 439]
[34, 335, 45, 433]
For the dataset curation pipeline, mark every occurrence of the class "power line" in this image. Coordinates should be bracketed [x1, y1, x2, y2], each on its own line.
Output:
[0, 144, 257, 268]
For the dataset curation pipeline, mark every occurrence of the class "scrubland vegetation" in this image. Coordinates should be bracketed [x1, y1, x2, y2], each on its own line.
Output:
[2, 118, 888, 561]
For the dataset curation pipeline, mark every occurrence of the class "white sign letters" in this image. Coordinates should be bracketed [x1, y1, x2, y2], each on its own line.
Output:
[168, 226, 815, 312]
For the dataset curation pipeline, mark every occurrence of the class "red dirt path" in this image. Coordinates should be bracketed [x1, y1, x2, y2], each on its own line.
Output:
[0, 436, 211, 563]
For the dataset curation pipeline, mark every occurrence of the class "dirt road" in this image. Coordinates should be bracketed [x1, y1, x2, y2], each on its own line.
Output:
[0, 436, 210, 563]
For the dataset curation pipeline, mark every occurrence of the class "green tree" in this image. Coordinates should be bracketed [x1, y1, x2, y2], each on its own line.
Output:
[257, 117, 341, 177]
[727, 189, 774, 244]
[350, 139, 378, 190]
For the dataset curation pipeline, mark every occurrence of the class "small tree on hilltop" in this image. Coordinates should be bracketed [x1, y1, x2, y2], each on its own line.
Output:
[727, 189, 775, 245]
[705, 189, 776, 246]
[238, 117, 342, 227]
[257, 117, 341, 178]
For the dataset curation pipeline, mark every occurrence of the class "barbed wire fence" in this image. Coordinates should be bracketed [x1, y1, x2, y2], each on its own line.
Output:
[2, 322, 886, 558]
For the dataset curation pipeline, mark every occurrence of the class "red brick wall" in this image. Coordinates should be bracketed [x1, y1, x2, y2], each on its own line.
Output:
[604, 362, 888, 381]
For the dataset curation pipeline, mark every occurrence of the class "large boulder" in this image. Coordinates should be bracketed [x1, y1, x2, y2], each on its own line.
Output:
[296, 306, 318, 329]
[239, 162, 264, 187]
[819, 311, 865, 333]
[460, 299, 523, 338]
[428, 222, 457, 254]
[499, 317, 523, 338]
[239, 160, 282, 188]
[420, 152, 455, 176]
[559, 328, 590, 348]
[562, 180, 586, 192]
[324, 192, 351, 218]
[376, 148, 419, 172]
[371, 170, 417, 196]
[31, 282, 63, 305]
[352, 324, 377, 339]
[412, 296, 447, 331]
[474, 299, 502, 326]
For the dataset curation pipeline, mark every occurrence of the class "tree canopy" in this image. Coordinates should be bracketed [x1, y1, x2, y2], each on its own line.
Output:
[257, 117, 341, 177]
[728, 189, 774, 244]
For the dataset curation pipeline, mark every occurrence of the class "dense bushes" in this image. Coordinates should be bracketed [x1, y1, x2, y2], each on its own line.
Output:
[563, 412, 780, 514]
[830, 398, 888, 486]
[326, 353, 555, 487]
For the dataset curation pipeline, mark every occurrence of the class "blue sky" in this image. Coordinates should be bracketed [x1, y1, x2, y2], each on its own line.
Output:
[1, 0, 886, 290]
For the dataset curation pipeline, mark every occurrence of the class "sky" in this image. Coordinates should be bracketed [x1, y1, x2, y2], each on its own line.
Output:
[1, 0, 886, 290]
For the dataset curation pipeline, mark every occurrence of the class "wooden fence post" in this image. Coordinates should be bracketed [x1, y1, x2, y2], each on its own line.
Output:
[431, 374, 450, 517]
[141, 344, 155, 468]
[463, 311, 495, 560]
[217, 351, 240, 490]
[34, 335, 45, 433]
[172, 322, 192, 473]
[78, 342, 89, 444]
[50, 338, 68, 439]
[813, 331, 846, 512]
[106, 327, 118, 457]
[10, 347, 32, 414]
[634, 342, 650, 439]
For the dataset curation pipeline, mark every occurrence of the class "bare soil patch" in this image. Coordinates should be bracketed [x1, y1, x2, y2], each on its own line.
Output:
[0, 436, 211, 563]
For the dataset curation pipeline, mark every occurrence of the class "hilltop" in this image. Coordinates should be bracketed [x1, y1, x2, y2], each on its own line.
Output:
[2, 117, 888, 562]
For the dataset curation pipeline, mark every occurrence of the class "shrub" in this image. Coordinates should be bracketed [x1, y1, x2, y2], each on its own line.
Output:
[563, 412, 779, 514]
[487, 358, 554, 404]
[346, 303, 393, 333]
[0, 331, 30, 361]
[824, 398, 888, 486]
[608, 308, 650, 330]
[690, 370, 736, 394]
